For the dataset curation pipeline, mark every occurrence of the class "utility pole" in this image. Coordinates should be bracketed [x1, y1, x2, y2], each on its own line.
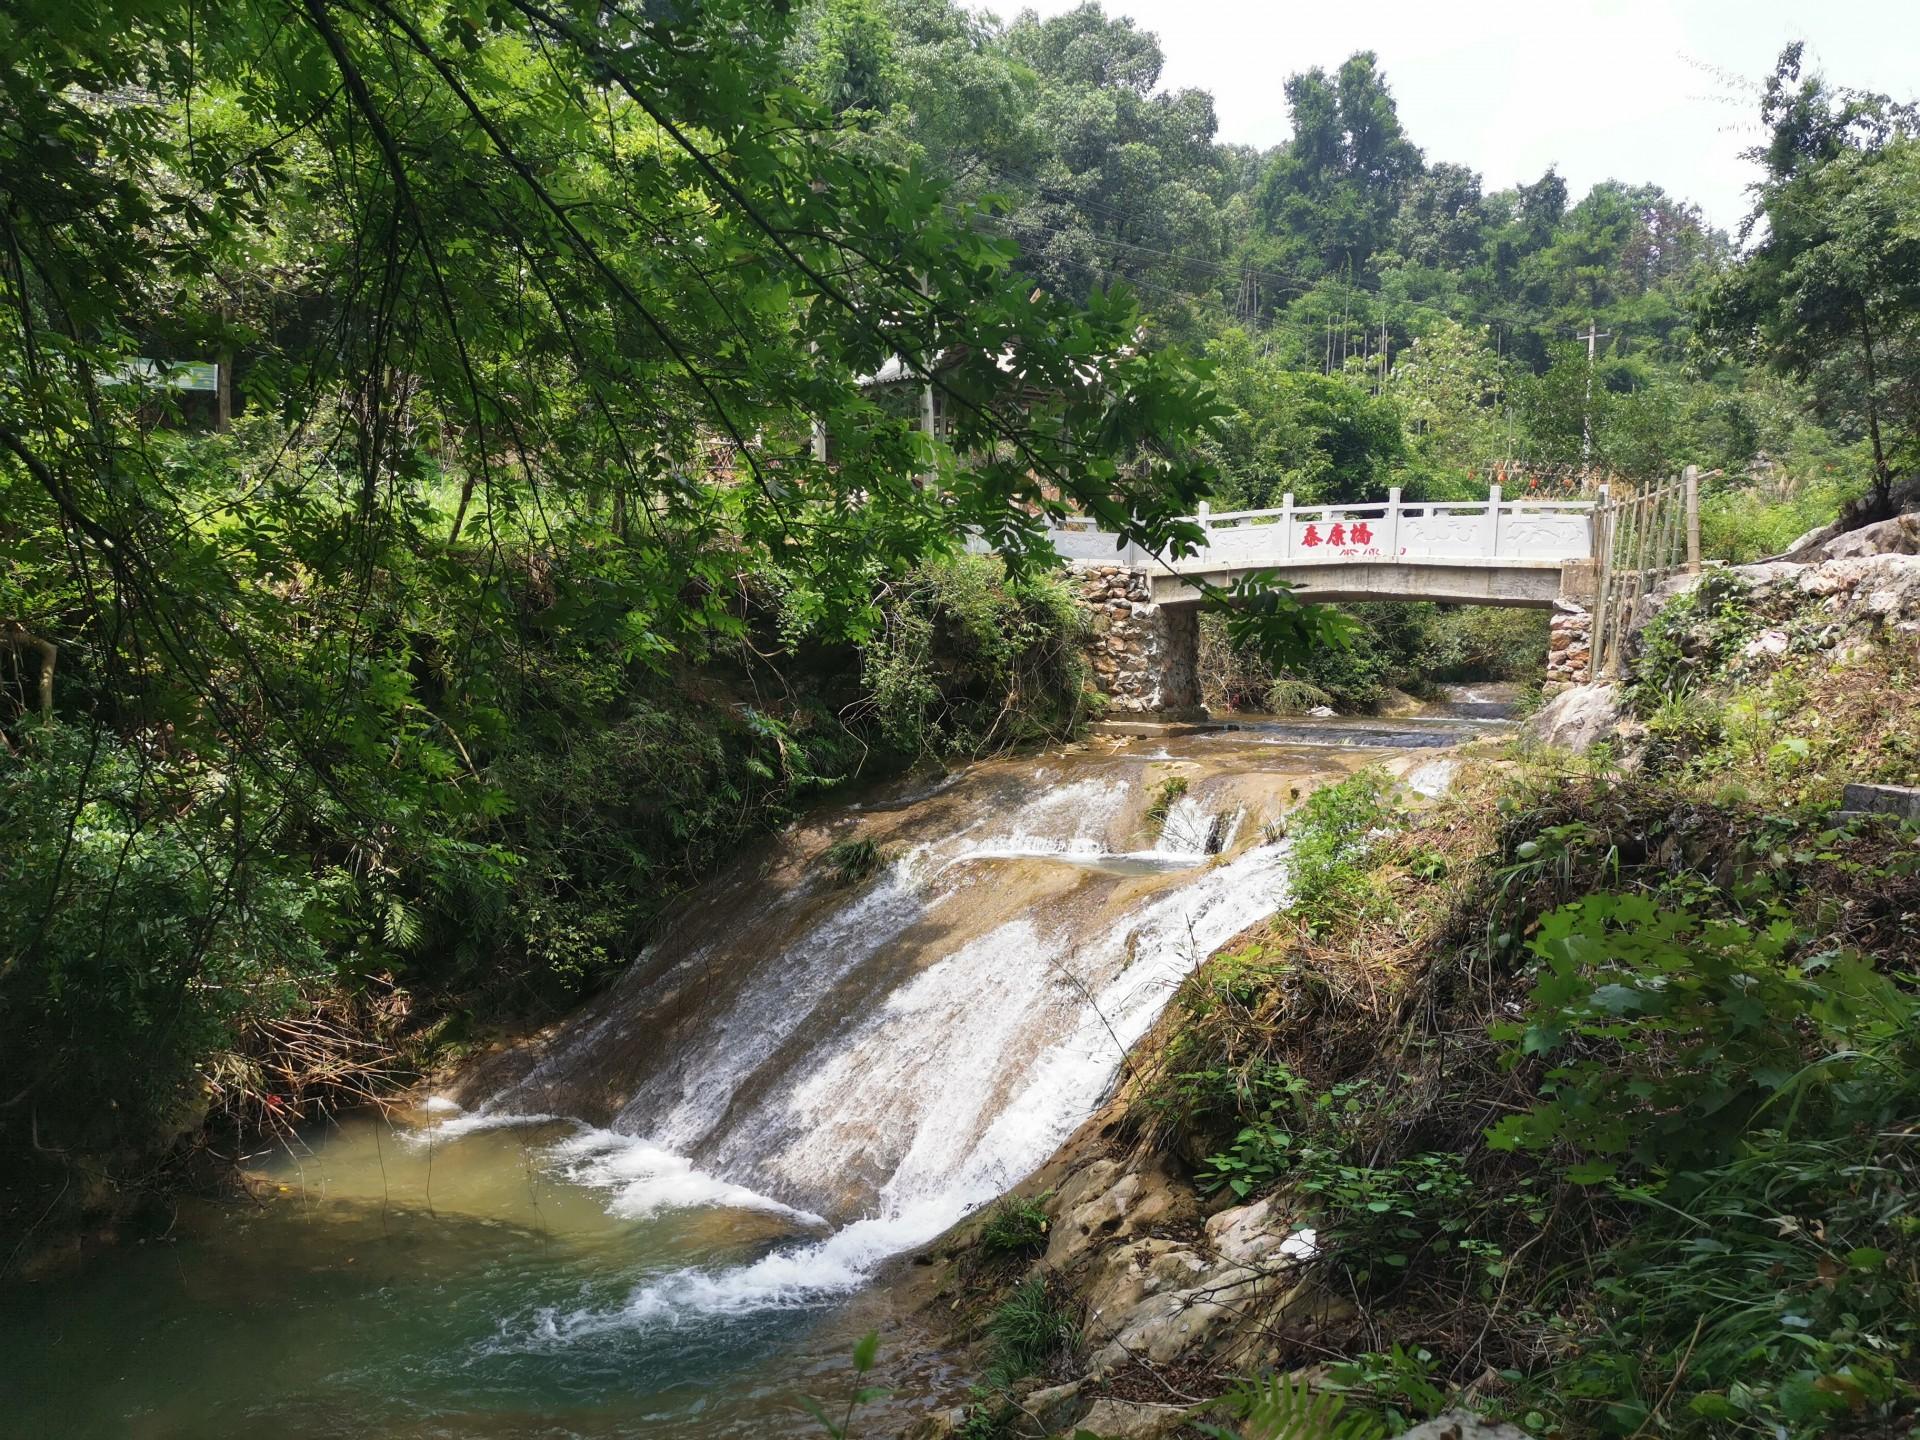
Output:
[1579, 316, 1611, 476]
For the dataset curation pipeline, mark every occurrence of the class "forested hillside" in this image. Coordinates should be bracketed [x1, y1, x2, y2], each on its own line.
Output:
[791, 3, 1907, 547]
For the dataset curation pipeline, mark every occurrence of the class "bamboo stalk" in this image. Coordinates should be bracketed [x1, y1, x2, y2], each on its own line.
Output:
[1592, 491, 1618, 678]
[1620, 481, 1660, 664]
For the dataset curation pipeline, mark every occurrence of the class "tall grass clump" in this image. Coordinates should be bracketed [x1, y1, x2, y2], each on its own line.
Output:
[1282, 768, 1399, 936]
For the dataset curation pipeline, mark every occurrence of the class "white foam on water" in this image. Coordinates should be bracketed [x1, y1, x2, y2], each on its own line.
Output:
[1151, 793, 1218, 855]
[405, 1108, 563, 1143]
[1148, 799, 1245, 859]
[943, 783, 1234, 873]
[422, 1095, 463, 1115]
[549, 1129, 825, 1225]
[500, 1197, 967, 1349]
[938, 835, 1294, 1196]
[953, 777, 1130, 859]
[941, 845, 1201, 873]
[612, 849, 941, 1152]
[509, 834, 1300, 1336]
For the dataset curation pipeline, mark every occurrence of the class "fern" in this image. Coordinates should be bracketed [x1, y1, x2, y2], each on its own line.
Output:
[1198, 1372, 1388, 1440]
[382, 897, 423, 952]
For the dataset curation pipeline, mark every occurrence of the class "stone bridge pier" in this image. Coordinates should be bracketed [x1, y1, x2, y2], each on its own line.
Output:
[1074, 565, 1201, 716]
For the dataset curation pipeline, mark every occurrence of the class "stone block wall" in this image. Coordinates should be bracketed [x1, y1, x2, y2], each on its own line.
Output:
[1545, 600, 1593, 693]
[1073, 564, 1200, 716]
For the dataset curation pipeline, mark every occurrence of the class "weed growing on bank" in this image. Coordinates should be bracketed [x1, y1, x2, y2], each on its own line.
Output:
[1146, 775, 1191, 834]
[823, 837, 889, 885]
[1281, 767, 1400, 936]
[977, 1195, 1051, 1260]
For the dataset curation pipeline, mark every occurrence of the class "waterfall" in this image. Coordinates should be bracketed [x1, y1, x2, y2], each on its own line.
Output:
[430, 742, 1365, 1340]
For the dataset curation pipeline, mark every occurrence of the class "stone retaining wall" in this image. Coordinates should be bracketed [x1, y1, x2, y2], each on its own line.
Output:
[1545, 600, 1593, 694]
[1073, 564, 1200, 716]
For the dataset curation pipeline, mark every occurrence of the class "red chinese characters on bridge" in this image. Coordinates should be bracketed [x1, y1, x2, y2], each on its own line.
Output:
[1298, 520, 1377, 550]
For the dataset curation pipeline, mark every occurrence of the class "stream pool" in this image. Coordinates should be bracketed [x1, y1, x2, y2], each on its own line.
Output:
[0, 1112, 931, 1438]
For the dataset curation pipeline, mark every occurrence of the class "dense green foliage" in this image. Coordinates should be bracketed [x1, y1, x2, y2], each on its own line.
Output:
[976, 1193, 1051, 1260]
[982, 1273, 1078, 1382]
[1278, 766, 1398, 936]
[0, 0, 1249, 1206]
[856, 556, 1091, 756]
[6, 8, 1920, 1403]
[1699, 45, 1920, 517]
[786, 3, 1915, 722]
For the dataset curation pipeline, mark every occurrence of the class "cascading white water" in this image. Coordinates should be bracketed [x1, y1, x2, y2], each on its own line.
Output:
[428, 737, 1399, 1343]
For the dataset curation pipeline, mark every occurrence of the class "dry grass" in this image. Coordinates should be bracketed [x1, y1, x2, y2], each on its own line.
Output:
[208, 980, 415, 1146]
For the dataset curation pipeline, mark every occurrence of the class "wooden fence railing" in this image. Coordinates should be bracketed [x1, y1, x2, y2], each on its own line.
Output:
[1590, 465, 1702, 679]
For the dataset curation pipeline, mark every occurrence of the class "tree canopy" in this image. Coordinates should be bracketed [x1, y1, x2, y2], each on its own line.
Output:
[1700, 44, 1920, 514]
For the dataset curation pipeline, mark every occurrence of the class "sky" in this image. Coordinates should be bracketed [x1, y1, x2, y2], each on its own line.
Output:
[976, 0, 1920, 233]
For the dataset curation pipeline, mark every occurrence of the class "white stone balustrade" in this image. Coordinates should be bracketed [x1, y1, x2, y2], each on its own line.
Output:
[1032, 486, 1600, 576]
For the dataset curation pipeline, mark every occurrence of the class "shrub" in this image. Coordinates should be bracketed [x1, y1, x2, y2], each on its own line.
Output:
[822, 837, 886, 885]
[1208, 1372, 1389, 1440]
[1698, 470, 1862, 564]
[0, 725, 336, 1158]
[976, 1194, 1050, 1259]
[1202, 602, 1547, 715]
[1283, 768, 1399, 936]
[1488, 893, 1916, 1179]
[1198, 1073, 1476, 1286]
[1627, 569, 1760, 711]
[1535, 1137, 1918, 1439]
[1326, 1345, 1451, 1431]
[1145, 774, 1190, 832]
[858, 555, 1089, 756]
[1266, 677, 1335, 714]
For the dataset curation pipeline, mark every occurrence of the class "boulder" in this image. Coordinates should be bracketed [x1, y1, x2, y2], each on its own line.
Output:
[1793, 553, 1920, 619]
[1018, 1380, 1086, 1437]
[904, 1406, 970, 1439]
[1807, 511, 1920, 561]
[1043, 1158, 1193, 1271]
[1082, 1239, 1209, 1345]
[1522, 682, 1624, 754]
[1839, 782, 1920, 823]
[1087, 1267, 1336, 1374]
[1089, 1282, 1241, 1369]
[1780, 518, 1844, 562]
[1204, 1195, 1315, 1267]
[1074, 1399, 1189, 1439]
